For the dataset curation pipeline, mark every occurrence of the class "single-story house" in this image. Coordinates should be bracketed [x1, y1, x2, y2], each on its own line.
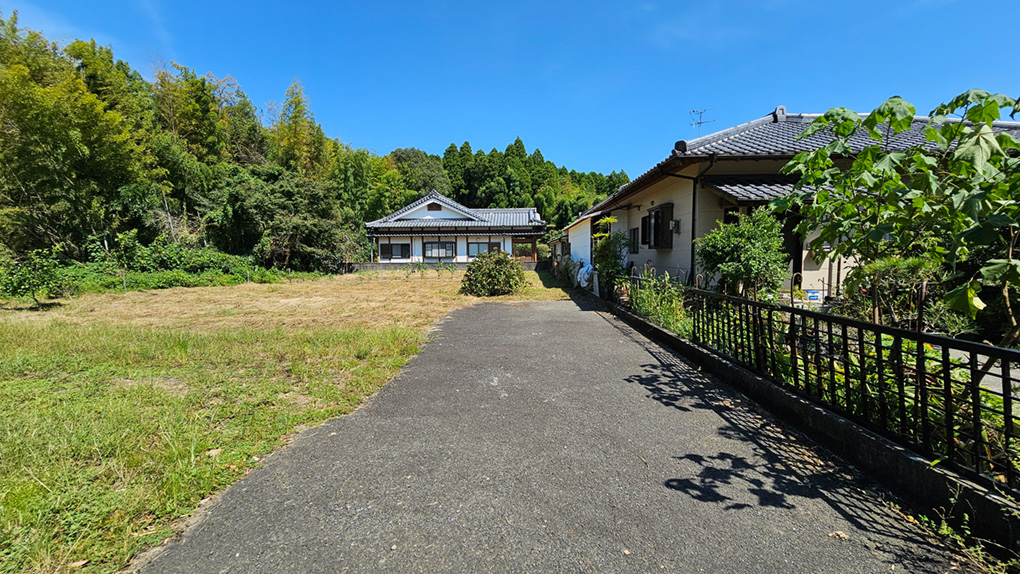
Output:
[564, 105, 1020, 298]
[365, 190, 547, 263]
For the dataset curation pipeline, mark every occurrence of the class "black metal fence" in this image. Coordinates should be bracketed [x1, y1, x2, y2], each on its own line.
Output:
[617, 279, 1020, 493]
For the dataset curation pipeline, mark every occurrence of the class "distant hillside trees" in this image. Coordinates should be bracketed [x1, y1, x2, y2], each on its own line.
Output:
[0, 10, 627, 274]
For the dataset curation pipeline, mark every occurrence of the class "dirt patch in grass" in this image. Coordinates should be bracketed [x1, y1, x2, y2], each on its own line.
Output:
[5, 271, 472, 333]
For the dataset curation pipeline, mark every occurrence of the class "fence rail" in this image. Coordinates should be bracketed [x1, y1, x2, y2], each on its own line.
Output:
[617, 278, 1020, 493]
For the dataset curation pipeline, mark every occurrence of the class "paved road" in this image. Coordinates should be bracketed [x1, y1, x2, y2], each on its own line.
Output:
[135, 299, 966, 573]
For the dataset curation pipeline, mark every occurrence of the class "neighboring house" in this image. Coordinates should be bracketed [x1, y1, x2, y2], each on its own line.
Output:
[365, 190, 547, 263]
[564, 106, 1020, 298]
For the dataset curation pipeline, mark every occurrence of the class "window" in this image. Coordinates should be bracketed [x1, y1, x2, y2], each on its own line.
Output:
[380, 243, 410, 260]
[646, 204, 673, 249]
[468, 242, 502, 257]
[427, 202, 442, 212]
[640, 216, 649, 245]
[628, 228, 639, 254]
[424, 241, 456, 259]
[723, 207, 740, 225]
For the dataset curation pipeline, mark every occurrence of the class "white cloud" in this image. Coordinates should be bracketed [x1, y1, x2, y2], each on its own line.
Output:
[5, 1, 117, 46]
[136, 0, 174, 55]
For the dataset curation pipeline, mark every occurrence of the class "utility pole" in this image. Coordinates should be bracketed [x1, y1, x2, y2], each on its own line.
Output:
[690, 108, 715, 137]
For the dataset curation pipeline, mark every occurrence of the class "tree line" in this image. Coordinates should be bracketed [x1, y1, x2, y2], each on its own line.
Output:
[0, 11, 627, 274]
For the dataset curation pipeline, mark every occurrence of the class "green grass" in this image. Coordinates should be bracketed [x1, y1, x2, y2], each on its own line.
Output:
[0, 320, 422, 573]
[0, 270, 575, 573]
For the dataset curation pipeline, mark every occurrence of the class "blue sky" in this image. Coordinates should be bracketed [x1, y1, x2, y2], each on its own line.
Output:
[6, 0, 1018, 178]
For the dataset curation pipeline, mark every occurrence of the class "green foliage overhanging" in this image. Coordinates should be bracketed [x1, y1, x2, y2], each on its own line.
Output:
[0, 10, 628, 290]
[777, 90, 1020, 344]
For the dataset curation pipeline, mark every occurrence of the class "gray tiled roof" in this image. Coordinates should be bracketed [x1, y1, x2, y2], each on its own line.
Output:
[675, 107, 1020, 158]
[701, 175, 811, 203]
[366, 190, 546, 232]
[588, 106, 1020, 216]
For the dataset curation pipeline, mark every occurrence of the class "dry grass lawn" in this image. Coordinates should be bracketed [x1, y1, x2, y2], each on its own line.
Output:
[0, 270, 573, 573]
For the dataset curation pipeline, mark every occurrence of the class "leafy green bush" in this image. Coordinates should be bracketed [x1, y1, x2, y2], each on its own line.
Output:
[830, 256, 973, 335]
[460, 251, 526, 296]
[536, 243, 551, 261]
[0, 249, 64, 303]
[695, 209, 787, 300]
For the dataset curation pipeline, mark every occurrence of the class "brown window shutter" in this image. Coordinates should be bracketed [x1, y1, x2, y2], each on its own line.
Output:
[659, 204, 673, 248]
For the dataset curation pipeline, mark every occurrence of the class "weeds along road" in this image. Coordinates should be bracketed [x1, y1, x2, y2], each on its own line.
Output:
[134, 299, 969, 573]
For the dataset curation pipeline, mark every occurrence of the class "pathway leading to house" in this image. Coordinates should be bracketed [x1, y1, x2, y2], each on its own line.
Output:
[134, 299, 968, 573]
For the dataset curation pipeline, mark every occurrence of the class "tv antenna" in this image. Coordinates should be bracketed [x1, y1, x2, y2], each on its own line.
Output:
[690, 108, 715, 137]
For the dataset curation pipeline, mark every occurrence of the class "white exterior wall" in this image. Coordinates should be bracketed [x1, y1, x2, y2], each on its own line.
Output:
[565, 219, 592, 265]
[456, 237, 468, 263]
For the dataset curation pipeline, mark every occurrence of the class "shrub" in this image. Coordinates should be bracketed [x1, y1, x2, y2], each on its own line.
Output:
[0, 249, 64, 304]
[830, 256, 973, 335]
[536, 243, 551, 261]
[695, 209, 787, 300]
[460, 251, 526, 296]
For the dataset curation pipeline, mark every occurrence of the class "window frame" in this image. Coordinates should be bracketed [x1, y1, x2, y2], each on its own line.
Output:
[628, 227, 639, 254]
[380, 242, 411, 260]
[424, 241, 456, 260]
[646, 203, 674, 249]
[467, 242, 501, 258]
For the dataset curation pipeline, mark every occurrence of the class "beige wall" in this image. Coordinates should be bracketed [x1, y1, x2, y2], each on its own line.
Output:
[606, 173, 696, 282]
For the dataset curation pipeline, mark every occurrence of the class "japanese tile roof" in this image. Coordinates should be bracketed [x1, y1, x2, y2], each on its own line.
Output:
[365, 190, 546, 231]
[701, 175, 818, 204]
[585, 106, 1020, 217]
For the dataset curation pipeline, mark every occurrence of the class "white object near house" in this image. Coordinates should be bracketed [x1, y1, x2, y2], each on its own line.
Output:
[365, 190, 547, 263]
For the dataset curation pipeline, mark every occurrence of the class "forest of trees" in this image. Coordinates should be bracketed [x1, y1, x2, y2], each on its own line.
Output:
[0, 11, 628, 274]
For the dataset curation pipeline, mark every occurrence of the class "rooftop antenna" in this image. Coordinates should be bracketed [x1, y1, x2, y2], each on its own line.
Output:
[690, 108, 715, 137]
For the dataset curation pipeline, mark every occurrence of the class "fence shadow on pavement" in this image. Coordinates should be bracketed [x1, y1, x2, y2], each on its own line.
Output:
[611, 318, 957, 571]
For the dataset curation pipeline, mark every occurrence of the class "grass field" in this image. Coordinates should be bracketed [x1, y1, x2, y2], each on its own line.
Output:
[0, 271, 572, 573]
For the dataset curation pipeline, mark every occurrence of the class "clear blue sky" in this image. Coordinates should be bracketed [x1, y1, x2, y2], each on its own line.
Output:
[7, 0, 1018, 178]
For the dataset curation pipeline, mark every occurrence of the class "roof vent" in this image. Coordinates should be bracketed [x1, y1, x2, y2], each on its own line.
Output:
[674, 140, 688, 153]
[773, 105, 787, 123]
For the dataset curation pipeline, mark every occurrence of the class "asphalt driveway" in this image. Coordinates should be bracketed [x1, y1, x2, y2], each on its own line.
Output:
[134, 298, 966, 573]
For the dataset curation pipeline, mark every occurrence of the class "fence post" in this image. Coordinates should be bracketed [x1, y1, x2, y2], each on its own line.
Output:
[917, 280, 928, 333]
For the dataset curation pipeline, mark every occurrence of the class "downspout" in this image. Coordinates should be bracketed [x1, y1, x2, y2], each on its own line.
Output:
[683, 155, 717, 280]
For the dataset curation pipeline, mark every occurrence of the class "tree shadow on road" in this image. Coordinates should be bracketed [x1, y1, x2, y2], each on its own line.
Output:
[613, 322, 961, 571]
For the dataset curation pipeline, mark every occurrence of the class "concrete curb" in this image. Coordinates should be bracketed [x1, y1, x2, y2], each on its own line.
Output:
[607, 301, 1020, 556]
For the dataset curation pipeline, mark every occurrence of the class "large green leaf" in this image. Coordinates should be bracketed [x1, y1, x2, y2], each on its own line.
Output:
[944, 281, 986, 317]
[979, 259, 1020, 284]
[953, 124, 1004, 173]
